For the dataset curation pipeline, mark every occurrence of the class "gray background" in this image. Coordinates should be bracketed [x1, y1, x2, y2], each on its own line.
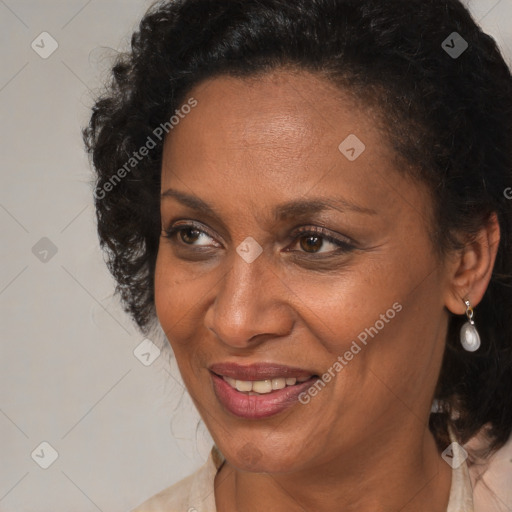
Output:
[1, 1, 511, 511]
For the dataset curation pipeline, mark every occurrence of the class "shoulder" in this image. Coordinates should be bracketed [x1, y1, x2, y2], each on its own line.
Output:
[130, 470, 199, 512]
[467, 430, 512, 512]
[130, 445, 225, 512]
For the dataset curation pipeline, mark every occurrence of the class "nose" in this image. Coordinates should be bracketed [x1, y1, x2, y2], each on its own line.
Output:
[204, 248, 294, 349]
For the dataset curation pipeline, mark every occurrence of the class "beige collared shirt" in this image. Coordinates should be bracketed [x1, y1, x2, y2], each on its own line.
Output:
[132, 434, 512, 512]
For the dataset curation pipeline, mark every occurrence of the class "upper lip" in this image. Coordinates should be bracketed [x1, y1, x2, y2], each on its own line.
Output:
[209, 362, 315, 381]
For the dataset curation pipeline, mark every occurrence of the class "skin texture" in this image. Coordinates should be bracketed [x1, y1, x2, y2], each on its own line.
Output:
[154, 69, 500, 512]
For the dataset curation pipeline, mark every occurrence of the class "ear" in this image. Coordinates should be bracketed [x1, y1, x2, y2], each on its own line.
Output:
[444, 212, 501, 315]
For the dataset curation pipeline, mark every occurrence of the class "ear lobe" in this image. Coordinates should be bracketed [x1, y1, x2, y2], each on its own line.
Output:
[444, 212, 501, 315]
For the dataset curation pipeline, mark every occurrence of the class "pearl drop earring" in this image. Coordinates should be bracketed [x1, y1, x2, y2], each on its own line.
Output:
[460, 299, 481, 352]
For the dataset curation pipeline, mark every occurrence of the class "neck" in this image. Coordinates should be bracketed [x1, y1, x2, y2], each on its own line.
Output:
[214, 425, 452, 512]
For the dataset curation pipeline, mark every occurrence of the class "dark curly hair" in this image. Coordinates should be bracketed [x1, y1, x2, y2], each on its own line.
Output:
[83, 0, 512, 456]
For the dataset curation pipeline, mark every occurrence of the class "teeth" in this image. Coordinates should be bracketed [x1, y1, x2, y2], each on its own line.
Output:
[222, 375, 308, 394]
[252, 380, 272, 393]
[235, 380, 253, 392]
[271, 378, 286, 390]
[224, 376, 236, 388]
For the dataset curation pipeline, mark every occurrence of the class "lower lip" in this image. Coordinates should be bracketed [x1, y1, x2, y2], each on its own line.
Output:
[211, 372, 318, 419]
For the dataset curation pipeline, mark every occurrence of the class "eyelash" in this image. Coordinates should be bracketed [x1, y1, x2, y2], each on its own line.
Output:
[162, 221, 355, 256]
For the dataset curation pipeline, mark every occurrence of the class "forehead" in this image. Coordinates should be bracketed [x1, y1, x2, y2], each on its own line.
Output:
[163, 70, 384, 179]
[160, 69, 432, 230]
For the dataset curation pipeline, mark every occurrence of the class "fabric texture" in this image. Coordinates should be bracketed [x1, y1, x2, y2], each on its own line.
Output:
[131, 433, 512, 512]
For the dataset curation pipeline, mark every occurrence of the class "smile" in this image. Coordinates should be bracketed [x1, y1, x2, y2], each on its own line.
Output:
[209, 362, 319, 419]
[221, 375, 311, 395]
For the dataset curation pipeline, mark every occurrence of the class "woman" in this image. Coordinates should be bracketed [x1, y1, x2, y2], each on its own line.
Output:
[84, 0, 512, 510]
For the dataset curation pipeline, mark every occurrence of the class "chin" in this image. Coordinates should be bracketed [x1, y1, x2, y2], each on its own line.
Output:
[221, 440, 305, 474]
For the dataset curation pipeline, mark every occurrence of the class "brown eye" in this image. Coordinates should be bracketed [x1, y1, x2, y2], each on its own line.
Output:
[163, 222, 221, 248]
[290, 227, 355, 256]
[180, 228, 202, 244]
[299, 235, 324, 253]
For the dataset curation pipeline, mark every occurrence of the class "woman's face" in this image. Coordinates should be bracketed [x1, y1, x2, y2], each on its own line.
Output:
[154, 69, 452, 473]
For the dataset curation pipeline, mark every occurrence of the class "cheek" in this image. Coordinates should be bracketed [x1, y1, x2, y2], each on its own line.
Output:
[154, 255, 200, 390]
[153, 246, 222, 373]
[154, 249, 197, 347]
[278, 259, 402, 355]
[154, 247, 206, 328]
[289, 250, 439, 387]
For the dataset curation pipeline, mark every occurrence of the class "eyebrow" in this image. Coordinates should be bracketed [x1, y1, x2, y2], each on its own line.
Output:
[160, 188, 377, 221]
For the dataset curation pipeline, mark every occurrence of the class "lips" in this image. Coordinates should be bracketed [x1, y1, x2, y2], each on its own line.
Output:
[209, 362, 314, 381]
[209, 362, 319, 419]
